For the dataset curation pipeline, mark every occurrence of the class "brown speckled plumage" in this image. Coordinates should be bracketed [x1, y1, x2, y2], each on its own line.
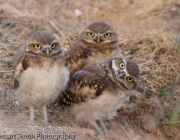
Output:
[60, 56, 140, 138]
[65, 22, 122, 77]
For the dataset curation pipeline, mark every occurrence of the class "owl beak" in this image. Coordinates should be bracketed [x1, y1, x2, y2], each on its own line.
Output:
[95, 36, 103, 44]
[45, 48, 50, 56]
[118, 72, 126, 79]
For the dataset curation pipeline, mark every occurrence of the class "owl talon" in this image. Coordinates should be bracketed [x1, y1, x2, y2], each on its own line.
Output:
[97, 131, 105, 138]
[104, 133, 112, 139]
[97, 132, 112, 140]
[104, 121, 111, 129]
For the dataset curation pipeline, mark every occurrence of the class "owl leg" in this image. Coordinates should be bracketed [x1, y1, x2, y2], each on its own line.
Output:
[89, 120, 104, 136]
[23, 104, 35, 125]
[100, 120, 111, 139]
[29, 104, 35, 122]
[42, 104, 48, 126]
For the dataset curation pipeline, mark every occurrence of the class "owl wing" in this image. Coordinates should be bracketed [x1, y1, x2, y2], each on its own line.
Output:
[14, 54, 29, 89]
[61, 64, 111, 105]
[65, 42, 91, 76]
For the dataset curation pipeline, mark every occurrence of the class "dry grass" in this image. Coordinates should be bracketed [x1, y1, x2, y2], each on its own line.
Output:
[0, 0, 180, 140]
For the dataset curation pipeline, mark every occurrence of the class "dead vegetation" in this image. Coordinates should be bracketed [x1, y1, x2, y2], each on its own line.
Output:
[0, 0, 180, 140]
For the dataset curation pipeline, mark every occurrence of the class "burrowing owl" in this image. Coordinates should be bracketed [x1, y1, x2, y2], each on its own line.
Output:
[14, 31, 69, 125]
[65, 21, 121, 77]
[60, 56, 139, 138]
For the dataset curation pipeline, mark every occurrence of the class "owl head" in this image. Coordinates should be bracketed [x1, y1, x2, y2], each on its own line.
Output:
[24, 31, 62, 57]
[79, 22, 118, 46]
[110, 57, 140, 89]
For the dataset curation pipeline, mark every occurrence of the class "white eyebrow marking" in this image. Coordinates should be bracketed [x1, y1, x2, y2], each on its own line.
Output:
[123, 66, 129, 76]
[26, 47, 29, 51]
[112, 60, 118, 71]
[52, 40, 59, 44]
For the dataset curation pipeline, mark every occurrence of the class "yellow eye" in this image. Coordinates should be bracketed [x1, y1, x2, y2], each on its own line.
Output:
[87, 32, 94, 37]
[127, 77, 134, 83]
[51, 43, 56, 49]
[104, 33, 111, 38]
[119, 62, 125, 69]
[34, 44, 42, 49]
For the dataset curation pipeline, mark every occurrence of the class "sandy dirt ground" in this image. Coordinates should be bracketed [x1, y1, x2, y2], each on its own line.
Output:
[0, 0, 180, 140]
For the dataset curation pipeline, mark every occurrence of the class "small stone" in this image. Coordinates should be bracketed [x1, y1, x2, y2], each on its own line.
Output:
[15, 101, 19, 106]
[74, 9, 83, 17]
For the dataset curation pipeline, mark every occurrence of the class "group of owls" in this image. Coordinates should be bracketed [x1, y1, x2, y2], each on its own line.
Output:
[14, 22, 140, 138]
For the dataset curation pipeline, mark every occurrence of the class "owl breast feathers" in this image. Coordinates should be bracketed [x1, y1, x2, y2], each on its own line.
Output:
[14, 55, 69, 107]
[14, 31, 69, 125]
[60, 56, 140, 138]
[65, 21, 122, 77]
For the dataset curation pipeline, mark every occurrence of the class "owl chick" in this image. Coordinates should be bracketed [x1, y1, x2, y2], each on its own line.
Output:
[65, 21, 121, 77]
[14, 31, 69, 125]
[60, 56, 140, 138]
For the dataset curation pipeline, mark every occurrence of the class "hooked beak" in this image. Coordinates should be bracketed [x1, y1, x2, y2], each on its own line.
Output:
[95, 36, 103, 44]
[118, 72, 126, 79]
[45, 48, 50, 56]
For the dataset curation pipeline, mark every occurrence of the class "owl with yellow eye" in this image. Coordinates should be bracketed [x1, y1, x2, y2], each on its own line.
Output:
[60, 56, 140, 138]
[65, 21, 122, 77]
[14, 31, 69, 125]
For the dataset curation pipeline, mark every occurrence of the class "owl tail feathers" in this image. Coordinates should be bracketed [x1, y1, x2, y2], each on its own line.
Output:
[58, 90, 73, 106]
[57, 93, 67, 106]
